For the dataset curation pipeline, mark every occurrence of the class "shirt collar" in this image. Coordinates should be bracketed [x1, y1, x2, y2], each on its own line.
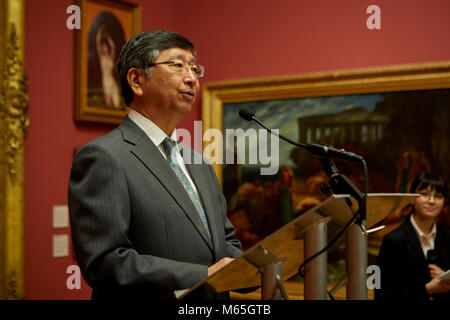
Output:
[128, 109, 178, 148]
[410, 213, 437, 240]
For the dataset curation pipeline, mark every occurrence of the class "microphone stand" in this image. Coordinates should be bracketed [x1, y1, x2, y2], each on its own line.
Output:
[250, 114, 367, 231]
[240, 109, 369, 299]
[319, 156, 366, 231]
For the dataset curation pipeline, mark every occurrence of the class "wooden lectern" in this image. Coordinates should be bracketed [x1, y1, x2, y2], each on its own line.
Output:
[175, 193, 417, 300]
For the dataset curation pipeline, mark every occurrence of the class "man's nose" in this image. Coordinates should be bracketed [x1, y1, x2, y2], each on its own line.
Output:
[183, 68, 197, 84]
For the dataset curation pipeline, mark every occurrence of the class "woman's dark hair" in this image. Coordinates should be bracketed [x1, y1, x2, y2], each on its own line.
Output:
[116, 30, 195, 106]
[409, 172, 448, 197]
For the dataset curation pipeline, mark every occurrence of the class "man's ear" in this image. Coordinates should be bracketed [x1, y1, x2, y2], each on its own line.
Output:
[127, 68, 147, 97]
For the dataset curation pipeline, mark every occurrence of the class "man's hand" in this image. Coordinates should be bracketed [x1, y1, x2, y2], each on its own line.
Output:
[207, 257, 234, 277]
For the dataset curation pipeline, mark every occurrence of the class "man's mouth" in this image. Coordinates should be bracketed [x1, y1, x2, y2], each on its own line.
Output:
[179, 90, 194, 97]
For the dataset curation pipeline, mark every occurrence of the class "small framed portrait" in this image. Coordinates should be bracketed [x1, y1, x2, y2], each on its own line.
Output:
[74, 0, 141, 123]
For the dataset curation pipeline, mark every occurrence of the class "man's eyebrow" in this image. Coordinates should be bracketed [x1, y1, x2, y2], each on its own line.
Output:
[171, 53, 196, 63]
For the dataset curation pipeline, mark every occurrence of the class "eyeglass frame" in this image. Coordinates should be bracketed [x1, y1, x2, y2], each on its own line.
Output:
[149, 59, 205, 78]
[417, 190, 445, 201]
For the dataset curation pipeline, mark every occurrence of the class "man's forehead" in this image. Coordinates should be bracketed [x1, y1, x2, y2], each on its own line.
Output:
[158, 47, 196, 62]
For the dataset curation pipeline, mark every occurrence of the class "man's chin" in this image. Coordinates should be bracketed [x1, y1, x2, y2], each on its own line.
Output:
[175, 102, 194, 115]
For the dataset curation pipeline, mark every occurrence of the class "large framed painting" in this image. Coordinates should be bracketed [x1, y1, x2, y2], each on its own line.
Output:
[202, 62, 450, 286]
[74, 0, 140, 123]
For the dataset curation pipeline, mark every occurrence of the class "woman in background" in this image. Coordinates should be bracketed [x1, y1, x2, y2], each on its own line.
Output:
[376, 172, 450, 300]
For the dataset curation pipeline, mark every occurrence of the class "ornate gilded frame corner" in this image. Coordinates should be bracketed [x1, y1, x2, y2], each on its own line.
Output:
[202, 61, 450, 185]
[0, 0, 28, 300]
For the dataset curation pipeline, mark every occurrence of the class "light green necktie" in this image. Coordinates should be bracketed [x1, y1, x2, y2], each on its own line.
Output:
[162, 137, 211, 237]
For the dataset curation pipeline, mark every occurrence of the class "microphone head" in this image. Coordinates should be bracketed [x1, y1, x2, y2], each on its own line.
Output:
[238, 109, 254, 121]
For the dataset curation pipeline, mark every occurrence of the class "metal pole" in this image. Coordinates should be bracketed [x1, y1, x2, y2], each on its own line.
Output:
[304, 221, 328, 300]
[346, 222, 368, 300]
[261, 260, 284, 300]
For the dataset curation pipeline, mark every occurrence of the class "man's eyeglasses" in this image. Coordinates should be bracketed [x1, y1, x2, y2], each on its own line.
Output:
[149, 59, 205, 78]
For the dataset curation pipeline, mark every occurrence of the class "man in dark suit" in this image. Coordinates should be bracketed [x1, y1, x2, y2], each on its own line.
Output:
[68, 30, 242, 300]
[376, 172, 450, 300]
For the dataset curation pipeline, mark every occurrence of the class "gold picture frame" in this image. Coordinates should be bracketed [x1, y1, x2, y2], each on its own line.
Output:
[0, 0, 28, 300]
[74, 0, 141, 123]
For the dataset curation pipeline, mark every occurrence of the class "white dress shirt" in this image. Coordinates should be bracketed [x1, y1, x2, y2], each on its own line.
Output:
[128, 109, 200, 196]
[410, 213, 437, 259]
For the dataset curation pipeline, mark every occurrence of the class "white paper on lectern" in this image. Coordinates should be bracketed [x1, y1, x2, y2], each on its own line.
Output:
[438, 270, 450, 280]
[174, 289, 189, 299]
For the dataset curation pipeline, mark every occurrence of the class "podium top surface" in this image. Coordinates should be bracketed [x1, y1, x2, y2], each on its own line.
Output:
[176, 193, 417, 299]
[361, 193, 418, 227]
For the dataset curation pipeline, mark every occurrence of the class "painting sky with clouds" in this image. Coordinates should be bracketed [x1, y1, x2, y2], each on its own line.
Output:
[223, 93, 383, 168]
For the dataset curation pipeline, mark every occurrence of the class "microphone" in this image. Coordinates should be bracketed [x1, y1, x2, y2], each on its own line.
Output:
[238, 109, 254, 121]
[426, 249, 438, 266]
[238, 109, 364, 162]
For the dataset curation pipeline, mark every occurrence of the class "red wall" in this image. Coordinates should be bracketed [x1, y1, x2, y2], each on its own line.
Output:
[24, 0, 450, 299]
[178, 0, 450, 81]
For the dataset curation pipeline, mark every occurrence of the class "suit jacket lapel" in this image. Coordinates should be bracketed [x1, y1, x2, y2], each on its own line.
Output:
[119, 117, 214, 251]
[434, 226, 449, 268]
[404, 217, 426, 264]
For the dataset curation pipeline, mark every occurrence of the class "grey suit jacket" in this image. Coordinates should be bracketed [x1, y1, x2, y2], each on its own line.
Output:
[68, 116, 242, 300]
